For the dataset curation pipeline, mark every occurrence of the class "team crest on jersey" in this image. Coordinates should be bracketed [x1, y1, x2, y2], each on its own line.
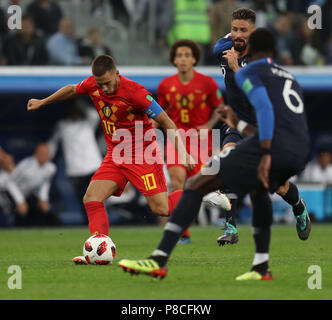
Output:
[103, 105, 112, 118]
[180, 95, 189, 107]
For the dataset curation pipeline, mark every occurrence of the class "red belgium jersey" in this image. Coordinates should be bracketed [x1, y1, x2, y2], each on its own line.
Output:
[158, 71, 223, 176]
[76, 75, 159, 163]
[158, 70, 223, 131]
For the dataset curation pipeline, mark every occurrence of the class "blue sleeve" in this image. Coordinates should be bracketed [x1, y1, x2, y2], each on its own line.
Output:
[144, 99, 163, 119]
[235, 62, 275, 141]
[214, 35, 233, 60]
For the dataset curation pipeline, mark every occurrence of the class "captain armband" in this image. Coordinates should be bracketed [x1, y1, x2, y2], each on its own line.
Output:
[144, 100, 163, 119]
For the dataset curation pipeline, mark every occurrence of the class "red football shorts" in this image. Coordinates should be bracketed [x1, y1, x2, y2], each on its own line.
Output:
[91, 154, 167, 197]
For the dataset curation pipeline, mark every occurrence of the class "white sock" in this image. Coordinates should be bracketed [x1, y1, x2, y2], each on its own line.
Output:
[252, 253, 269, 266]
[151, 249, 168, 257]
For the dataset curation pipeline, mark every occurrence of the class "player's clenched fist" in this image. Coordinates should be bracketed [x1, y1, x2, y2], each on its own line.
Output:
[27, 99, 44, 111]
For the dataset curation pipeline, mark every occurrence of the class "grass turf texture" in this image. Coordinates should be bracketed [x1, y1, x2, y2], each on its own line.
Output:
[0, 224, 331, 300]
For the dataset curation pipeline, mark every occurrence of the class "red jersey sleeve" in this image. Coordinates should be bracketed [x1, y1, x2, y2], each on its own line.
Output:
[207, 77, 224, 108]
[75, 77, 93, 95]
[127, 83, 153, 111]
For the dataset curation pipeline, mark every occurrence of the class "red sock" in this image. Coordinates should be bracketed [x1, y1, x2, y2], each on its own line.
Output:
[84, 201, 109, 235]
[181, 228, 190, 238]
[168, 190, 190, 238]
[168, 190, 183, 214]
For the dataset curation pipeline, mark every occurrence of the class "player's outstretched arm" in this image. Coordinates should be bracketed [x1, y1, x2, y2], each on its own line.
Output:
[27, 84, 77, 111]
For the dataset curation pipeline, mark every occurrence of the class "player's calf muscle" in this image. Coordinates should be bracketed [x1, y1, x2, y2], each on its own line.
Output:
[146, 193, 169, 216]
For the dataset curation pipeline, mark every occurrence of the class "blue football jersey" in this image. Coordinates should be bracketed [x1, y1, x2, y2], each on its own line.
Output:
[235, 58, 310, 156]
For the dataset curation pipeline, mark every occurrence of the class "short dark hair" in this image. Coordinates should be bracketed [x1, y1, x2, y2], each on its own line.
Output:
[232, 8, 256, 24]
[249, 28, 276, 54]
[169, 39, 201, 66]
[91, 55, 116, 76]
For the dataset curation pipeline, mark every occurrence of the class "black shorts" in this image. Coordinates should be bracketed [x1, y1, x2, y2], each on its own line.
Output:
[209, 135, 307, 197]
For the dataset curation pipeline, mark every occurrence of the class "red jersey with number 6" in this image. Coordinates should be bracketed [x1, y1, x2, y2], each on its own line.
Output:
[158, 70, 223, 177]
[158, 70, 223, 130]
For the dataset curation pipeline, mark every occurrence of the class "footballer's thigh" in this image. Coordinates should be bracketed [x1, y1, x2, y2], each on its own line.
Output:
[122, 161, 169, 216]
[168, 165, 187, 191]
[83, 179, 119, 204]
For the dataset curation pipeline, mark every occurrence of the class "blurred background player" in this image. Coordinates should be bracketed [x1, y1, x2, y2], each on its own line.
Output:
[119, 28, 311, 280]
[212, 7, 309, 245]
[0, 143, 60, 226]
[47, 99, 103, 225]
[27, 54, 196, 264]
[157, 39, 225, 244]
[298, 146, 332, 184]
[78, 25, 112, 65]
[0, 147, 20, 218]
[46, 17, 84, 66]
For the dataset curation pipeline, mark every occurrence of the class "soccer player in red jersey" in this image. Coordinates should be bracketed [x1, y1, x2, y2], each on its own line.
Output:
[158, 39, 225, 243]
[27, 55, 195, 264]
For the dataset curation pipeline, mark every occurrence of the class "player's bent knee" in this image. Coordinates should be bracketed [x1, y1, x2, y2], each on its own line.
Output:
[276, 180, 290, 196]
[150, 205, 169, 217]
[184, 173, 222, 195]
[83, 192, 104, 204]
[83, 193, 92, 204]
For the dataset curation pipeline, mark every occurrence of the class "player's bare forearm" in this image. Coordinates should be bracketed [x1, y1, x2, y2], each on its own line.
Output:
[154, 110, 177, 131]
[27, 85, 77, 111]
[154, 111, 183, 151]
[199, 107, 221, 130]
[154, 110, 195, 169]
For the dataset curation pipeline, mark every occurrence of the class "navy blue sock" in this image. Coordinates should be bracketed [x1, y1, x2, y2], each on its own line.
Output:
[281, 182, 304, 216]
[156, 189, 203, 257]
[225, 198, 239, 227]
[251, 192, 273, 253]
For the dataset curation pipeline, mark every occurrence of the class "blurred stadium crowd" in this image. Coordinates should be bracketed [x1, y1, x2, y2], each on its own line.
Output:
[0, 0, 332, 66]
[1, 0, 332, 227]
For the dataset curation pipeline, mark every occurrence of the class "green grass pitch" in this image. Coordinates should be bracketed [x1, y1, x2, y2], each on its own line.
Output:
[0, 224, 331, 300]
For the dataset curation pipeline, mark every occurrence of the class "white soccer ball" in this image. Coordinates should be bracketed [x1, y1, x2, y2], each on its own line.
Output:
[83, 234, 116, 265]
